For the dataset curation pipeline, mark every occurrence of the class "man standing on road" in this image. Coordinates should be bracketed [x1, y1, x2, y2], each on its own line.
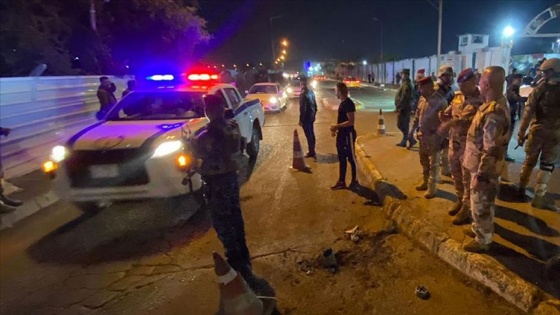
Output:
[0, 127, 22, 213]
[435, 65, 455, 178]
[438, 68, 484, 225]
[462, 66, 510, 253]
[413, 77, 448, 199]
[330, 82, 358, 190]
[395, 69, 413, 147]
[121, 79, 136, 98]
[96, 76, 117, 119]
[516, 58, 560, 212]
[368, 73, 372, 84]
[299, 77, 318, 158]
[396, 72, 402, 85]
[505, 73, 523, 162]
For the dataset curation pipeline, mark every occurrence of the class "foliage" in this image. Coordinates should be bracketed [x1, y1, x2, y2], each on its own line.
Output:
[0, 0, 210, 76]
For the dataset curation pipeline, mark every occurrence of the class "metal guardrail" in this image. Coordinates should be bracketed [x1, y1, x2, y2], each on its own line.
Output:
[0, 75, 132, 178]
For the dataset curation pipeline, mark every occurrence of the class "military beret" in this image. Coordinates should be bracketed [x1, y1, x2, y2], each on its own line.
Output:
[457, 68, 475, 83]
[438, 65, 453, 76]
[417, 76, 433, 85]
[401, 69, 410, 75]
[417, 69, 425, 74]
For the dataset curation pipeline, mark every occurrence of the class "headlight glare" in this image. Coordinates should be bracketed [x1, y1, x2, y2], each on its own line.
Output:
[51, 145, 67, 162]
[269, 97, 278, 104]
[287, 87, 293, 93]
[153, 140, 182, 158]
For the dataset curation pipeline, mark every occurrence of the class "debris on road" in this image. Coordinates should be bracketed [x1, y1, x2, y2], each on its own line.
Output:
[415, 286, 431, 300]
[344, 225, 362, 243]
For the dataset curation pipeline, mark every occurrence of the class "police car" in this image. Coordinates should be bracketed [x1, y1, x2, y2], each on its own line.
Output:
[42, 69, 265, 212]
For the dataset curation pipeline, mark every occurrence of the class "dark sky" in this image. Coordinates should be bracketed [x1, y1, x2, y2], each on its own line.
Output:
[195, 0, 560, 68]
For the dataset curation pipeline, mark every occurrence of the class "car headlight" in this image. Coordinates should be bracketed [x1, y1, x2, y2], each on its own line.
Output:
[50, 145, 68, 162]
[153, 140, 183, 158]
[269, 97, 278, 104]
[287, 87, 293, 93]
[311, 80, 318, 88]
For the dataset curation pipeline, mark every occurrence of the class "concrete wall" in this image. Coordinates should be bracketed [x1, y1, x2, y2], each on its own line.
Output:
[0, 75, 132, 178]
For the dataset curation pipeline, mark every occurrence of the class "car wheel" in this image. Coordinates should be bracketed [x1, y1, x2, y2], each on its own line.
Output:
[246, 126, 260, 160]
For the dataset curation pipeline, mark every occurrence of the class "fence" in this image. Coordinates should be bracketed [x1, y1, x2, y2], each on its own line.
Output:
[0, 76, 132, 178]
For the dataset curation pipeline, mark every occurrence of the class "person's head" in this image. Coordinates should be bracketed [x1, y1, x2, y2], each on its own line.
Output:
[203, 94, 226, 121]
[511, 73, 523, 86]
[511, 68, 518, 75]
[336, 82, 349, 99]
[300, 77, 309, 90]
[539, 58, 560, 80]
[127, 79, 136, 90]
[401, 69, 410, 80]
[479, 66, 505, 98]
[417, 76, 434, 97]
[99, 76, 111, 88]
[438, 65, 454, 86]
[457, 68, 478, 96]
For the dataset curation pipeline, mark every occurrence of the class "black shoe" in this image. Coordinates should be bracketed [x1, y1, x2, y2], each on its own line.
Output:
[407, 138, 417, 149]
[0, 201, 17, 214]
[505, 156, 515, 162]
[331, 182, 347, 190]
[0, 194, 23, 207]
[349, 180, 359, 188]
[305, 152, 317, 158]
[396, 142, 406, 147]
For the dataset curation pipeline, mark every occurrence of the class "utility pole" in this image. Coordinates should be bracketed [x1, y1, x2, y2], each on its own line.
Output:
[437, 0, 442, 70]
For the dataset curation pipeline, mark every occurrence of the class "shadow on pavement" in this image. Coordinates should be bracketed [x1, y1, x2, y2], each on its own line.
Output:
[314, 153, 339, 164]
[491, 225, 560, 299]
[435, 189, 456, 202]
[495, 223, 560, 260]
[497, 183, 529, 203]
[495, 205, 559, 237]
[350, 183, 382, 206]
[375, 180, 407, 204]
[27, 199, 211, 265]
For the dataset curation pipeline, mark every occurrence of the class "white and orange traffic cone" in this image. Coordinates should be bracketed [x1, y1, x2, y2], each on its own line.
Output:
[291, 129, 311, 172]
[377, 109, 386, 136]
[213, 252, 263, 315]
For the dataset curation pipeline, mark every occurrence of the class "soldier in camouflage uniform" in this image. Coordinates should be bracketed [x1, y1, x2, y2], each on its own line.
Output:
[462, 66, 510, 253]
[395, 69, 414, 147]
[438, 68, 484, 225]
[413, 77, 448, 199]
[191, 95, 253, 278]
[516, 58, 560, 212]
[436, 65, 455, 178]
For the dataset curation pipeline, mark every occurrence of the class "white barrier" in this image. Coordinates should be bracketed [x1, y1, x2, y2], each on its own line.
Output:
[0, 75, 133, 178]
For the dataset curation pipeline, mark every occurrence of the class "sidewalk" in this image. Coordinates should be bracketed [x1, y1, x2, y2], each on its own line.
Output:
[356, 132, 560, 314]
[1, 170, 58, 230]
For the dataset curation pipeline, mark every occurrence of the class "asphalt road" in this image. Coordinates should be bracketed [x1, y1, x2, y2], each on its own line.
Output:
[0, 81, 521, 315]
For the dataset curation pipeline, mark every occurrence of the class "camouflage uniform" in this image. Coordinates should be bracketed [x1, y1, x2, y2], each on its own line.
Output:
[395, 75, 413, 146]
[462, 96, 510, 245]
[413, 91, 448, 197]
[439, 89, 484, 221]
[435, 82, 455, 176]
[517, 75, 560, 210]
[191, 118, 252, 277]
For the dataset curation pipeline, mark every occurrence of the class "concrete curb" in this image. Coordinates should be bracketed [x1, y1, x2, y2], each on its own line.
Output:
[0, 190, 60, 231]
[355, 134, 559, 314]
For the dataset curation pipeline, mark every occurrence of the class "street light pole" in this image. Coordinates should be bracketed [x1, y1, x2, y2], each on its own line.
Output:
[373, 18, 383, 64]
[270, 15, 283, 65]
[90, 0, 97, 32]
[437, 0, 442, 70]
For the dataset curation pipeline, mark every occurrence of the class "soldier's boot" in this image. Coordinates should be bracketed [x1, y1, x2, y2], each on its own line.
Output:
[0, 200, 16, 214]
[463, 239, 490, 253]
[517, 169, 532, 201]
[415, 176, 428, 191]
[396, 136, 407, 147]
[463, 227, 476, 238]
[452, 204, 472, 225]
[448, 200, 463, 216]
[440, 149, 451, 177]
[424, 181, 437, 199]
[531, 170, 559, 212]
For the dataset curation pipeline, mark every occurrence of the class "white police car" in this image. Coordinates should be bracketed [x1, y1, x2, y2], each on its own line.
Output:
[43, 70, 265, 212]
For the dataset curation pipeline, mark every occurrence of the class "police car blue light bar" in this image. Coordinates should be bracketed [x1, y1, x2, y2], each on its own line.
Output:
[146, 74, 175, 81]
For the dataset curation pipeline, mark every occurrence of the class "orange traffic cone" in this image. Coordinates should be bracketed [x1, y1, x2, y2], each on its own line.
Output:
[291, 129, 311, 172]
[377, 109, 386, 135]
[213, 252, 263, 315]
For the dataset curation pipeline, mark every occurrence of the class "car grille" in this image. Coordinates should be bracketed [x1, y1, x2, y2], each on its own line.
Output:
[66, 149, 150, 188]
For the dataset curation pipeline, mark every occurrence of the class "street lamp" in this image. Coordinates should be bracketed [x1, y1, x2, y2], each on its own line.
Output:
[503, 26, 515, 38]
[282, 39, 288, 47]
[282, 49, 287, 55]
[270, 15, 283, 64]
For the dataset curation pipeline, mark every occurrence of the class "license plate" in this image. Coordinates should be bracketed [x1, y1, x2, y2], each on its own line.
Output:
[90, 165, 119, 178]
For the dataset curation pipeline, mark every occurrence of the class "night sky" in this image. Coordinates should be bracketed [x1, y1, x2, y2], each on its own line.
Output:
[195, 0, 560, 68]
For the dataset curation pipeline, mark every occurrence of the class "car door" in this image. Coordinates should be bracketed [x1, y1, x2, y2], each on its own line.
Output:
[223, 87, 251, 141]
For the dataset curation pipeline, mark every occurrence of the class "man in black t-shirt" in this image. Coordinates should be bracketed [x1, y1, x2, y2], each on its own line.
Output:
[330, 82, 358, 190]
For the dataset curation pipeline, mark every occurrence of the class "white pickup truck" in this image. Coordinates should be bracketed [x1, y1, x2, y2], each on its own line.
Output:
[43, 75, 265, 212]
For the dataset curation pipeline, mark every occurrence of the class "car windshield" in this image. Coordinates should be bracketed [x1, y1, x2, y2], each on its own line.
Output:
[249, 85, 278, 94]
[106, 91, 206, 121]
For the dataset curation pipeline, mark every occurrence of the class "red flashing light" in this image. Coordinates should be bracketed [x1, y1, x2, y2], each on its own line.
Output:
[187, 73, 219, 81]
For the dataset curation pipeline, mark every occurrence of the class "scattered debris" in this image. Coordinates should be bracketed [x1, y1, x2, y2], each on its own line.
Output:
[345, 226, 362, 243]
[415, 286, 430, 300]
[323, 248, 338, 273]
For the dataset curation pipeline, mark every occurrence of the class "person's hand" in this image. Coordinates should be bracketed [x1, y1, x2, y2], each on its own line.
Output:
[299, 121, 303, 127]
[517, 134, 526, 148]
[330, 125, 338, 132]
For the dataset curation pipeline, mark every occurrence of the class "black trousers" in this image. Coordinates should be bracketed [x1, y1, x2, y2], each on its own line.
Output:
[397, 111, 410, 143]
[302, 122, 316, 155]
[336, 129, 357, 183]
[204, 172, 251, 277]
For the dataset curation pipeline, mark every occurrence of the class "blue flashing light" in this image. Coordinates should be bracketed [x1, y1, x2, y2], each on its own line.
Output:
[146, 74, 175, 81]
[157, 123, 184, 130]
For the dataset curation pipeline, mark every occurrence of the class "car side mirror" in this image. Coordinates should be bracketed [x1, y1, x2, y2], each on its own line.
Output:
[225, 108, 234, 119]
